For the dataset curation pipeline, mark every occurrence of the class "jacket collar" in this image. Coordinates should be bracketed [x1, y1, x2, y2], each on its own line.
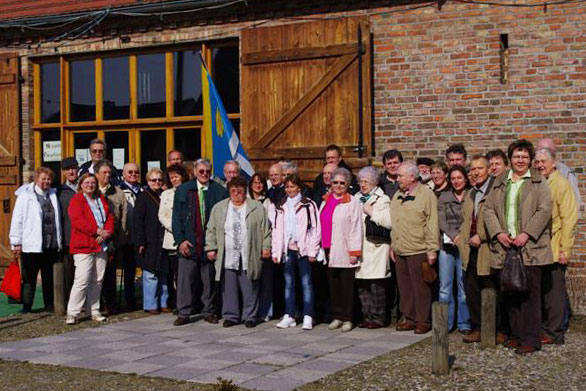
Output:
[492, 168, 542, 189]
[322, 192, 352, 204]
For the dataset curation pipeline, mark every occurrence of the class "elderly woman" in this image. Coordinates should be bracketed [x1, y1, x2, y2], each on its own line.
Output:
[66, 173, 114, 324]
[134, 168, 167, 314]
[159, 164, 190, 311]
[438, 165, 471, 333]
[272, 174, 321, 330]
[431, 161, 450, 197]
[206, 176, 271, 328]
[320, 167, 363, 332]
[534, 148, 578, 345]
[355, 166, 391, 329]
[10, 167, 62, 313]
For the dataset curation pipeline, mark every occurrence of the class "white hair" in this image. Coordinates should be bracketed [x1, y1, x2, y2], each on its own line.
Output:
[281, 161, 298, 174]
[535, 148, 555, 161]
[400, 161, 419, 177]
[357, 166, 379, 186]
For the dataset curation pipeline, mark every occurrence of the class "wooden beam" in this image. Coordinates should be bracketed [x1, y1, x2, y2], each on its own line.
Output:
[0, 74, 15, 85]
[95, 58, 103, 122]
[242, 42, 361, 65]
[33, 64, 41, 126]
[0, 156, 17, 166]
[255, 53, 357, 149]
[0, 175, 17, 185]
[247, 146, 363, 160]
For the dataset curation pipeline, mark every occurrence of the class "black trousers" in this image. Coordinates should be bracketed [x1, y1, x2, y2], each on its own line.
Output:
[101, 251, 117, 311]
[122, 244, 138, 308]
[165, 251, 178, 310]
[62, 248, 75, 305]
[21, 250, 58, 310]
[312, 261, 331, 323]
[328, 268, 355, 322]
[542, 263, 567, 343]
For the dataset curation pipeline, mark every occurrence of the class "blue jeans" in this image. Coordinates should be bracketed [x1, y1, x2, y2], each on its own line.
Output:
[283, 250, 314, 317]
[439, 247, 470, 331]
[143, 269, 169, 311]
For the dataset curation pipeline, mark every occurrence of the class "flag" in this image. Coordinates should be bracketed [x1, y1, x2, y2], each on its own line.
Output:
[201, 61, 254, 180]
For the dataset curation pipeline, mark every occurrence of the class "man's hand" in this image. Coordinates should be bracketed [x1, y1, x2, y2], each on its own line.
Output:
[179, 240, 193, 257]
[390, 248, 396, 263]
[137, 245, 144, 255]
[497, 233, 513, 248]
[453, 235, 461, 247]
[469, 234, 481, 248]
[262, 249, 271, 259]
[512, 232, 529, 248]
[12, 245, 21, 258]
[349, 256, 359, 265]
[427, 252, 437, 265]
[559, 251, 569, 265]
[207, 251, 217, 261]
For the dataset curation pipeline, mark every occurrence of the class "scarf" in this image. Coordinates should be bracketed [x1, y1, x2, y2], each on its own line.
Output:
[284, 193, 302, 246]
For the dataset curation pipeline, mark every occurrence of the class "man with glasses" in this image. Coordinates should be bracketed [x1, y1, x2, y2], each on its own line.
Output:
[78, 139, 122, 185]
[119, 162, 142, 310]
[172, 158, 229, 326]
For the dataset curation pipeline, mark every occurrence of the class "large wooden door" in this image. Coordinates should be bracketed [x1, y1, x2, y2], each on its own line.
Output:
[0, 53, 21, 273]
[241, 17, 371, 181]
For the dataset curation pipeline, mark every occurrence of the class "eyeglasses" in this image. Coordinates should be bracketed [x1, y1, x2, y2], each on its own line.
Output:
[332, 181, 346, 185]
[126, 170, 139, 175]
[90, 149, 104, 154]
[149, 178, 163, 183]
[197, 169, 211, 174]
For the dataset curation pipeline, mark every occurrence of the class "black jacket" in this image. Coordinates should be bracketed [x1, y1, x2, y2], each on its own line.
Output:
[379, 173, 400, 200]
[78, 160, 122, 186]
[57, 183, 77, 248]
[133, 188, 164, 274]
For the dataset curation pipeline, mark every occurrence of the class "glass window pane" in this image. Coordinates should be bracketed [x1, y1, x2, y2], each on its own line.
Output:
[140, 130, 166, 183]
[103, 57, 130, 120]
[174, 50, 203, 116]
[70, 60, 96, 122]
[137, 54, 166, 118]
[174, 128, 201, 162]
[41, 63, 60, 123]
[40, 129, 61, 187]
[104, 131, 129, 176]
[212, 46, 239, 114]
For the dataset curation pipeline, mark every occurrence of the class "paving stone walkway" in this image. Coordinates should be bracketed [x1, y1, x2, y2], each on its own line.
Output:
[0, 314, 429, 390]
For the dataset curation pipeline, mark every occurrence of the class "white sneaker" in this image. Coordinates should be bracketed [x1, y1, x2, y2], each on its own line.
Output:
[328, 319, 343, 330]
[65, 315, 76, 325]
[263, 316, 271, 323]
[341, 321, 353, 332]
[302, 315, 313, 330]
[277, 314, 296, 329]
[92, 314, 107, 322]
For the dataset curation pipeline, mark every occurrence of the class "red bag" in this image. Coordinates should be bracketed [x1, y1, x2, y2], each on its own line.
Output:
[0, 261, 22, 302]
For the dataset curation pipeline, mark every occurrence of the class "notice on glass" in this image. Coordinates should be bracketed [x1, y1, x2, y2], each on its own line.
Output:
[112, 148, 125, 169]
[75, 149, 90, 166]
[42, 141, 61, 162]
[147, 161, 160, 170]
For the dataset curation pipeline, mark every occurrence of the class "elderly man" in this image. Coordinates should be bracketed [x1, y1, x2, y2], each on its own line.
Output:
[172, 158, 228, 326]
[487, 149, 509, 178]
[484, 139, 553, 354]
[446, 143, 467, 169]
[534, 148, 578, 345]
[78, 138, 122, 185]
[379, 149, 403, 199]
[119, 162, 142, 310]
[266, 163, 286, 208]
[224, 160, 241, 183]
[96, 160, 128, 315]
[536, 138, 581, 207]
[417, 157, 435, 190]
[168, 150, 184, 166]
[312, 163, 336, 208]
[58, 157, 79, 304]
[313, 144, 358, 196]
[458, 155, 507, 344]
[390, 161, 439, 334]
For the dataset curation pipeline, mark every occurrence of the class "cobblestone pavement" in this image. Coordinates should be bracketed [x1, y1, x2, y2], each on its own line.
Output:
[0, 314, 429, 391]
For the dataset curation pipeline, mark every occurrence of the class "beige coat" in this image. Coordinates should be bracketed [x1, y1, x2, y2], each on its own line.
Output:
[355, 187, 392, 279]
[158, 188, 177, 250]
[458, 177, 495, 276]
[483, 168, 553, 268]
[102, 185, 128, 248]
[548, 170, 578, 262]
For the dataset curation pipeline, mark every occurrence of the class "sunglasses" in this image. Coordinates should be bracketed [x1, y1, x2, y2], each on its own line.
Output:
[198, 169, 211, 174]
[90, 149, 104, 154]
[332, 181, 346, 185]
[149, 178, 163, 183]
[127, 170, 139, 175]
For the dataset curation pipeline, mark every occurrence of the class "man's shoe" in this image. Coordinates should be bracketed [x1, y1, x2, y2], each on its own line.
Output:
[505, 338, 521, 349]
[358, 320, 371, 328]
[414, 323, 431, 334]
[223, 320, 237, 328]
[145, 310, 160, 315]
[496, 332, 508, 345]
[160, 307, 173, 313]
[396, 320, 416, 331]
[204, 314, 219, 324]
[515, 345, 540, 355]
[92, 314, 107, 322]
[367, 321, 384, 329]
[328, 319, 343, 330]
[463, 330, 481, 343]
[277, 315, 296, 329]
[173, 317, 189, 326]
[65, 316, 77, 325]
[541, 335, 555, 345]
[245, 320, 257, 328]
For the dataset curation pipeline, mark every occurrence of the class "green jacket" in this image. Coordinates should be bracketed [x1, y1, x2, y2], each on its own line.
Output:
[205, 199, 271, 281]
[483, 168, 553, 268]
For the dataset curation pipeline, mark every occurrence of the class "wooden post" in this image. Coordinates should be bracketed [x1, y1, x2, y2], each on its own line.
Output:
[53, 262, 65, 316]
[481, 287, 496, 349]
[432, 301, 449, 375]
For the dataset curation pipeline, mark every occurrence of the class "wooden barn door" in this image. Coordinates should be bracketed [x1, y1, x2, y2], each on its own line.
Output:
[241, 17, 371, 181]
[0, 53, 21, 273]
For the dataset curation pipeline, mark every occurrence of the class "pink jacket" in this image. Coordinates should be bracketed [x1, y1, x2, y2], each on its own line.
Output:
[271, 197, 321, 262]
[319, 193, 363, 268]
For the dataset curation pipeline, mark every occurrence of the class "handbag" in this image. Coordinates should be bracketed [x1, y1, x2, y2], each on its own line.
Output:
[0, 260, 22, 302]
[500, 247, 529, 293]
[364, 197, 391, 244]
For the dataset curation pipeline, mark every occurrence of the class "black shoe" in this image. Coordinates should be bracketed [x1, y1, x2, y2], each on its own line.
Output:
[21, 306, 32, 314]
[223, 320, 237, 328]
[204, 314, 219, 324]
[244, 320, 257, 328]
[173, 317, 189, 326]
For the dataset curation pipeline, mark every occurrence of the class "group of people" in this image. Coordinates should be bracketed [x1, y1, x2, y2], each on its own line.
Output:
[8, 136, 580, 354]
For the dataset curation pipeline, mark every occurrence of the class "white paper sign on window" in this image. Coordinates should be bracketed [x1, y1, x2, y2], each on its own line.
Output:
[112, 148, 125, 169]
[75, 149, 90, 166]
[147, 161, 160, 170]
[42, 141, 61, 162]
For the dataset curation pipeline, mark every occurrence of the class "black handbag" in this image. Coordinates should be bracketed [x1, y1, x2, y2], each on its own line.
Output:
[364, 197, 391, 244]
[500, 247, 529, 293]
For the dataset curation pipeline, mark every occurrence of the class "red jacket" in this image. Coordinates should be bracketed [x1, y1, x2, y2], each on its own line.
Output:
[68, 193, 115, 254]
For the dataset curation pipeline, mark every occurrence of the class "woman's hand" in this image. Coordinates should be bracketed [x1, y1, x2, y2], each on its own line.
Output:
[262, 249, 271, 259]
[207, 251, 217, 261]
[363, 203, 374, 216]
[453, 235, 461, 246]
[272, 257, 280, 264]
[96, 236, 104, 245]
[308, 257, 316, 263]
[349, 256, 358, 265]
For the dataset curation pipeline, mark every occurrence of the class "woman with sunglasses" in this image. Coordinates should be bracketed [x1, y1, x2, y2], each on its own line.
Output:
[319, 167, 363, 332]
[134, 168, 167, 314]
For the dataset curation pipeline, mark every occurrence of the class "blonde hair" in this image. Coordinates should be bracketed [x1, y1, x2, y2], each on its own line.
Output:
[146, 167, 164, 181]
[33, 166, 55, 181]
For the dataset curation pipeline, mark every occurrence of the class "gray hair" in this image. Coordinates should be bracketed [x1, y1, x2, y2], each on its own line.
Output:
[331, 167, 352, 186]
[400, 161, 419, 177]
[357, 166, 379, 186]
[281, 161, 298, 174]
[89, 138, 107, 150]
[535, 148, 555, 161]
[195, 158, 212, 170]
[224, 160, 241, 172]
[94, 159, 113, 173]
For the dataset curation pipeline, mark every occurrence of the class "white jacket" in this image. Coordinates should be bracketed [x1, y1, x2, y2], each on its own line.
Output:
[9, 183, 62, 253]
